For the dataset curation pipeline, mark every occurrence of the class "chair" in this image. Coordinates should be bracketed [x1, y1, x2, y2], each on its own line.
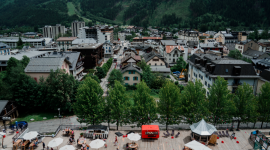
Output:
[171, 130, 174, 136]
[226, 130, 230, 137]
[218, 131, 223, 137]
[166, 130, 170, 135]
[222, 131, 226, 137]
[175, 132, 180, 138]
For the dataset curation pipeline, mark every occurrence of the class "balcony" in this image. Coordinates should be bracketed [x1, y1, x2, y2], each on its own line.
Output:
[76, 62, 84, 69]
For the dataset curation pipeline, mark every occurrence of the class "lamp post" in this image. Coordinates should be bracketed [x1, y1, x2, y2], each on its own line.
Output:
[58, 108, 61, 125]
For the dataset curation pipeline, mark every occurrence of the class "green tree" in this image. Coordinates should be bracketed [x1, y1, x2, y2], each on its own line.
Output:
[96, 67, 106, 79]
[171, 56, 187, 72]
[233, 83, 258, 129]
[131, 81, 157, 127]
[141, 65, 153, 87]
[257, 82, 270, 128]
[73, 77, 104, 125]
[228, 50, 242, 59]
[208, 77, 235, 125]
[20, 55, 30, 69]
[108, 69, 123, 88]
[181, 80, 208, 124]
[6, 57, 19, 74]
[158, 81, 181, 130]
[44, 69, 79, 111]
[137, 59, 148, 71]
[17, 36, 23, 47]
[162, 35, 167, 40]
[107, 81, 130, 130]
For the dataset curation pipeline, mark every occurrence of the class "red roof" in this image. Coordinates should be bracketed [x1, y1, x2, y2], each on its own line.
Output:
[133, 37, 162, 40]
[166, 45, 184, 53]
[142, 125, 159, 130]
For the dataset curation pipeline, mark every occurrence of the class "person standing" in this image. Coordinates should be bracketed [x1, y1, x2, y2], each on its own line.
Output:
[43, 142, 45, 150]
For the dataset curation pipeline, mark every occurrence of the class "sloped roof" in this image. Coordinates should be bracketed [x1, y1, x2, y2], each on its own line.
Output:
[243, 48, 265, 57]
[121, 63, 143, 74]
[142, 51, 164, 63]
[48, 51, 81, 71]
[56, 37, 77, 41]
[166, 45, 184, 53]
[133, 37, 162, 40]
[160, 40, 177, 46]
[190, 119, 217, 136]
[121, 53, 141, 64]
[25, 57, 70, 73]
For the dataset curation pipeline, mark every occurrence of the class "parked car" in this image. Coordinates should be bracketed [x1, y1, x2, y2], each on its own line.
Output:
[173, 71, 180, 74]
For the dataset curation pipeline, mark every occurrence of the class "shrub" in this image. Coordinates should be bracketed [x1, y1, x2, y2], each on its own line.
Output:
[151, 89, 160, 94]
[175, 81, 179, 85]
[125, 85, 137, 90]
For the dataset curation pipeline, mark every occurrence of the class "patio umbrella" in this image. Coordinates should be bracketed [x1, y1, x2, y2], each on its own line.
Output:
[89, 139, 105, 149]
[127, 133, 141, 141]
[23, 131, 38, 140]
[48, 138, 63, 147]
[59, 145, 75, 150]
[0, 132, 6, 136]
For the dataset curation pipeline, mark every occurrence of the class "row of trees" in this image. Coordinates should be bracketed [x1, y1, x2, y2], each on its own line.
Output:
[228, 50, 252, 63]
[96, 58, 113, 79]
[74, 74, 270, 130]
[0, 56, 80, 112]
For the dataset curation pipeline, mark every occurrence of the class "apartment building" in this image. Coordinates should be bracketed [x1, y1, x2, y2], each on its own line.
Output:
[42, 24, 65, 39]
[71, 20, 85, 37]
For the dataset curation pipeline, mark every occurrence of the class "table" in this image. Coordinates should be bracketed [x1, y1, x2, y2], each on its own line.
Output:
[128, 143, 138, 148]
[78, 139, 86, 145]
[13, 139, 22, 150]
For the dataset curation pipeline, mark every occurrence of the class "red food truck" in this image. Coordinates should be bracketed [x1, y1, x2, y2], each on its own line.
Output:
[141, 125, 160, 139]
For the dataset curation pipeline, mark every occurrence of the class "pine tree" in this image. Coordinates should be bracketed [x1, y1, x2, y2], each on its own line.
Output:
[233, 83, 257, 130]
[158, 81, 181, 130]
[107, 81, 130, 130]
[73, 77, 104, 125]
[131, 81, 157, 127]
[181, 80, 208, 124]
[208, 77, 235, 125]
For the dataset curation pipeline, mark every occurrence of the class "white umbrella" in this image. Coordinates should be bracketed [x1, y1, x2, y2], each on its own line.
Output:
[59, 145, 75, 150]
[48, 138, 63, 147]
[0, 132, 6, 136]
[185, 140, 212, 150]
[23, 131, 38, 140]
[90, 139, 105, 149]
[127, 133, 141, 141]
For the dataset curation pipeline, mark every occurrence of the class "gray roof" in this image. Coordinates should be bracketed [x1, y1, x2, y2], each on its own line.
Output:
[225, 43, 236, 51]
[121, 63, 143, 74]
[176, 40, 186, 44]
[0, 51, 50, 61]
[0, 42, 10, 49]
[24, 32, 37, 35]
[150, 66, 171, 73]
[72, 38, 97, 45]
[104, 41, 113, 46]
[190, 119, 217, 136]
[200, 42, 223, 48]
[24, 57, 70, 73]
[48, 51, 81, 71]
[0, 37, 45, 42]
[243, 48, 265, 58]
[160, 40, 177, 46]
[142, 51, 165, 63]
[0, 100, 9, 114]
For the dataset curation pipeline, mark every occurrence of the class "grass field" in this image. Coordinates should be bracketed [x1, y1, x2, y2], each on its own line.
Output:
[12, 112, 74, 123]
[67, 2, 76, 16]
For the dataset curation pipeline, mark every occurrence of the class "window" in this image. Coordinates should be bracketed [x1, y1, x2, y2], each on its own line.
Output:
[124, 77, 129, 80]
[208, 84, 211, 88]
[161, 63, 162, 66]
[205, 81, 207, 86]
[149, 63, 151, 65]
[155, 63, 157, 66]
[1, 61, 6, 64]
[133, 77, 138, 80]
[153, 59, 159, 61]
[209, 77, 211, 81]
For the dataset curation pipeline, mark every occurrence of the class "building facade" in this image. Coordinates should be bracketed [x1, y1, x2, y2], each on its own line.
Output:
[178, 30, 199, 42]
[121, 63, 143, 86]
[56, 37, 77, 51]
[71, 20, 85, 37]
[0, 38, 46, 48]
[0, 43, 11, 55]
[103, 41, 114, 58]
[187, 53, 259, 95]
[42, 24, 65, 39]
[77, 26, 113, 43]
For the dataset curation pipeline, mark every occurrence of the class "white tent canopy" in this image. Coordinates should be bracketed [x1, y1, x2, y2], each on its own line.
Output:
[127, 133, 141, 141]
[185, 141, 212, 150]
[190, 119, 217, 136]
[90, 139, 105, 149]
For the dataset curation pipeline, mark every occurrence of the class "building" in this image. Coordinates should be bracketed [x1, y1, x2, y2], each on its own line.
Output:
[0, 37, 46, 48]
[253, 57, 270, 75]
[42, 24, 65, 39]
[68, 43, 104, 69]
[142, 51, 171, 76]
[121, 63, 143, 86]
[56, 37, 77, 51]
[214, 29, 248, 44]
[178, 29, 199, 42]
[77, 26, 114, 43]
[103, 41, 114, 58]
[71, 20, 85, 37]
[24, 32, 38, 38]
[25, 57, 71, 82]
[10, 32, 20, 37]
[72, 38, 97, 46]
[164, 45, 188, 65]
[0, 43, 11, 55]
[0, 100, 18, 127]
[0, 51, 51, 71]
[47, 51, 85, 81]
[199, 42, 224, 53]
[256, 69, 270, 94]
[187, 53, 259, 95]
[235, 40, 259, 53]
[121, 53, 141, 67]
[133, 37, 162, 44]
[258, 40, 270, 52]
[126, 26, 135, 32]
[242, 48, 269, 59]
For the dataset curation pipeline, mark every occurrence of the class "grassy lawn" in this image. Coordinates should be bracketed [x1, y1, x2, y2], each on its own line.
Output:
[67, 2, 76, 16]
[126, 90, 159, 106]
[12, 112, 74, 124]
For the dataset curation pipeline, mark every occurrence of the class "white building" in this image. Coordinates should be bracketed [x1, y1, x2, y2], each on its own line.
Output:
[103, 41, 114, 58]
[42, 24, 65, 39]
[77, 27, 112, 43]
[0, 42, 11, 55]
[71, 20, 85, 37]
[178, 30, 199, 42]
[0, 37, 46, 48]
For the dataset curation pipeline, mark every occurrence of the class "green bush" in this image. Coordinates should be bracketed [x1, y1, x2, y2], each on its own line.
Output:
[175, 81, 179, 85]
[88, 69, 95, 74]
[151, 89, 160, 94]
[125, 85, 137, 90]
[166, 75, 170, 78]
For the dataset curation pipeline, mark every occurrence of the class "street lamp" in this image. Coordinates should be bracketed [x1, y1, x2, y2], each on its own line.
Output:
[58, 108, 61, 125]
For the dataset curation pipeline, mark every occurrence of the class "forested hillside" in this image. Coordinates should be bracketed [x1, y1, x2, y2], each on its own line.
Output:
[0, 0, 269, 30]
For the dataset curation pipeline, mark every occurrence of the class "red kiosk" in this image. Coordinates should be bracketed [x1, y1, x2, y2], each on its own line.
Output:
[141, 125, 160, 139]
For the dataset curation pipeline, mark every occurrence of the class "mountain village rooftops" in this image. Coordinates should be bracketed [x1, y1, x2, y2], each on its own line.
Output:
[166, 45, 184, 53]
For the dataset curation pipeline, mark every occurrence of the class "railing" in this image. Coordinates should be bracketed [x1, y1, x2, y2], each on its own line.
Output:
[12, 127, 28, 142]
